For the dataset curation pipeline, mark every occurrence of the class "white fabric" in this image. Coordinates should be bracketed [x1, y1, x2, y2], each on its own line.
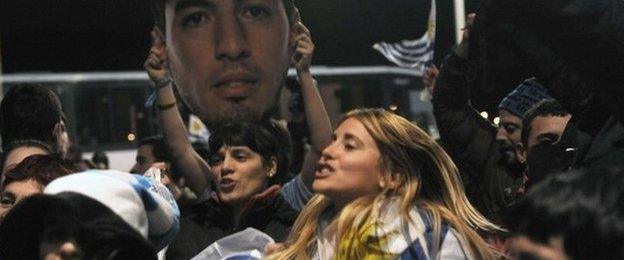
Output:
[45, 170, 149, 237]
[311, 198, 471, 259]
[191, 228, 274, 260]
[44, 170, 180, 250]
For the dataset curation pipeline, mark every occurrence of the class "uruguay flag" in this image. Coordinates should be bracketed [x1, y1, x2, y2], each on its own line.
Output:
[373, 0, 436, 76]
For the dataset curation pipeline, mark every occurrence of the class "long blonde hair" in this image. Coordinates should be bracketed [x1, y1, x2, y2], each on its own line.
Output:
[269, 108, 500, 259]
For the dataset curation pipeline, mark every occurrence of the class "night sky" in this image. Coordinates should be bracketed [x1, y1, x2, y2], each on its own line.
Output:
[1, 0, 480, 73]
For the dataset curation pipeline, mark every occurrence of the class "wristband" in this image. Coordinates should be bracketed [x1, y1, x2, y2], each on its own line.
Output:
[154, 78, 172, 90]
[144, 78, 172, 108]
[157, 100, 177, 110]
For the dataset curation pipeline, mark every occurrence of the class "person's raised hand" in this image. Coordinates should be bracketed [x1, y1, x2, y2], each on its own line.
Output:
[423, 65, 440, 94]
[462, 13, 476, 43]
[455, 13, 476, 59]
[146, 162, 183, 200]
[144, 27, 171, 86]
[292, 21, 314, 73]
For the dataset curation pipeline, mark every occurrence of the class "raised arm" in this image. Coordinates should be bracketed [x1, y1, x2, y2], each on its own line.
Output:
[432, 14, 498, 171]
[144, 28, 211, 196]
[292, 21, 332, 191]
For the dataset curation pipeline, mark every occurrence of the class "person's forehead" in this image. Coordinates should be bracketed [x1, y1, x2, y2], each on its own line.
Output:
[6, 146, 49, 158]
[5, 179, 42, 196]
[337, 118, 375, 144]
[530, 116, 570, 133]
[499, 109, 522, 123]
[3, 147, 49, 170]
[219, 145, 254, 153]
[166, 0, 283, 10]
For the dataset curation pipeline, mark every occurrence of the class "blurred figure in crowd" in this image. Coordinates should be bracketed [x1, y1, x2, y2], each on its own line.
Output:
[0, 170, 179, 259]
[91, 151, 109, 170]
[509, 166, 624, 259]
[65, 145, 95, 171]
[131, 136, 197, 205]
[130, 136, 171, 174]
[428, 13, 550, 224]
[268, 108, 499, 259]
[0, 154, 75, 222]
[518, 99, 572, 187]
[0, 83, 69, 158]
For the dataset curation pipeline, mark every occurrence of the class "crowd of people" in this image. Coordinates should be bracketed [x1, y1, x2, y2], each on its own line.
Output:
[0, 0, 623, 259]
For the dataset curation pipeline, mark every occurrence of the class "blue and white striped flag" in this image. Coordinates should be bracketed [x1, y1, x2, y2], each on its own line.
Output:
[373, 0, 436, 76]
[188, 114, 210, 144]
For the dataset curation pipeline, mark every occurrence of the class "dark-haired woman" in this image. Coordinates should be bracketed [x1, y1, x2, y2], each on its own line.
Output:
[0, 154, 75, 222]
[1, 139, 52, 176]
[144, 20, 331, 259]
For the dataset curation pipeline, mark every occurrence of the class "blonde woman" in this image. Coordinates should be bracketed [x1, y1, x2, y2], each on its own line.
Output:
[268, 108, 500, 259]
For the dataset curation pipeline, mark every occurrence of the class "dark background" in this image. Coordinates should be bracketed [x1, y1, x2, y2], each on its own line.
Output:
[1, 0, 480, 73]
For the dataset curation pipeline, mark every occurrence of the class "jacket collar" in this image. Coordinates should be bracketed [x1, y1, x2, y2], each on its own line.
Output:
[197, 185, 296, 230]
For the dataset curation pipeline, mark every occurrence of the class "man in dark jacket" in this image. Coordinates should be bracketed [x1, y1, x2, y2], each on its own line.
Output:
[431, 16, 550, 222]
